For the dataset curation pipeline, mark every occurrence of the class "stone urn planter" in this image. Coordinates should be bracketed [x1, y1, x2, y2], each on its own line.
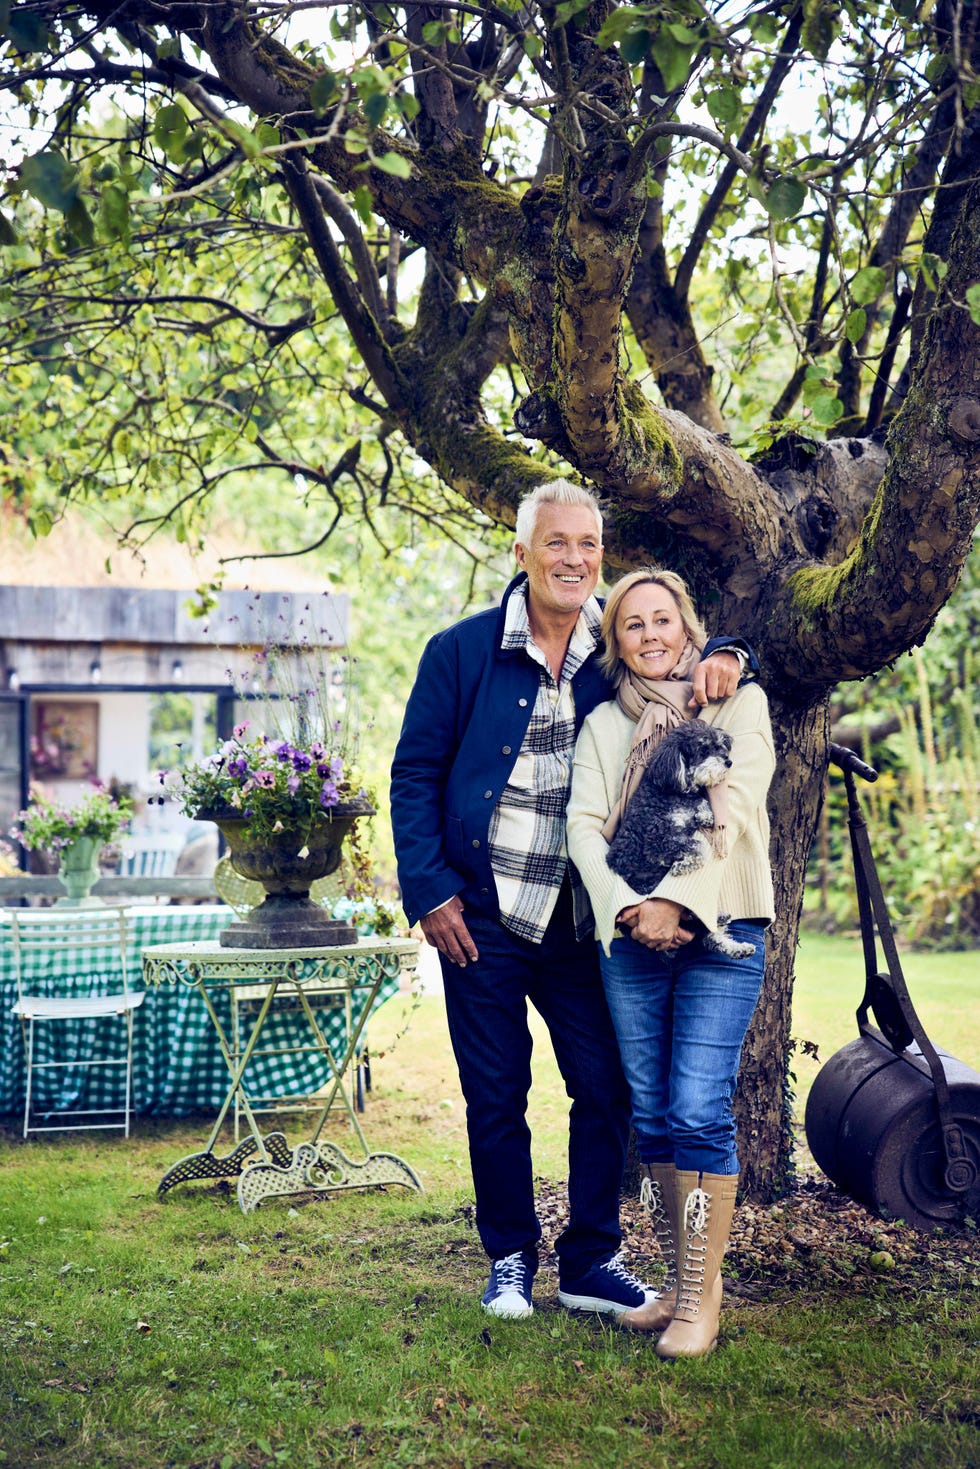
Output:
[57, 835, 103, 905]
[199, 797, 375, 948]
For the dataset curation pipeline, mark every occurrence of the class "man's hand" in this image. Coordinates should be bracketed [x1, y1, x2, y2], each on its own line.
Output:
[618, 898, 694, 950]
[420, 895, 479, 967]
[690, 649, 741, 708]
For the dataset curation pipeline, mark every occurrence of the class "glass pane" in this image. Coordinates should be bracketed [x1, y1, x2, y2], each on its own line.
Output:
[0, 696, 25, 863]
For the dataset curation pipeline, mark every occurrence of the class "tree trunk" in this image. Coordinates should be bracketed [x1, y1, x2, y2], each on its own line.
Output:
[734, 694, 831, 1198]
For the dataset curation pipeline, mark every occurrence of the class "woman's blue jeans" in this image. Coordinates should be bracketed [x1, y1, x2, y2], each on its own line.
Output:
[599, 923, 766, 1176]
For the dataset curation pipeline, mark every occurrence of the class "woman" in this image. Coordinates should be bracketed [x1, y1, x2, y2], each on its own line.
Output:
[566, 568, 775, 1359]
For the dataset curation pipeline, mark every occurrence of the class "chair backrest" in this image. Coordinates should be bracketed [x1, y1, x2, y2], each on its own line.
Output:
[212, 856, 264, 918]
[10, 908, 130, 1002]
[116, 833, 185, 878]
[212, 856, 349, 918]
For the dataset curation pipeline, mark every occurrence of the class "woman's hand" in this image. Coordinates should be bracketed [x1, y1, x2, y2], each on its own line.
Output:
[618, 899, 694, 950]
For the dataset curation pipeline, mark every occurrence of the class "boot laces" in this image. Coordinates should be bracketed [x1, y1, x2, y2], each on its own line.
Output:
[685, 1187, 710, 1237]
[676, 1188, 711, 1312]
[639, 1175, 664, 1221]
[640, 1175, 677, 1293]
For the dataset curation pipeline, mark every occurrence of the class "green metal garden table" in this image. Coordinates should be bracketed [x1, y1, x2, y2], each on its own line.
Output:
[142, 936, 423, 1213]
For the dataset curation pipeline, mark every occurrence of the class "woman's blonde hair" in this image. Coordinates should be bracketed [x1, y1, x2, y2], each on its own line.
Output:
[599, 568, 707, 684]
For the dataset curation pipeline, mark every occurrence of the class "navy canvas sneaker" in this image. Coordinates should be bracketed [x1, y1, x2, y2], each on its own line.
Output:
[557, 1253, 656, 1317]
[481, 1250, 537, 1319]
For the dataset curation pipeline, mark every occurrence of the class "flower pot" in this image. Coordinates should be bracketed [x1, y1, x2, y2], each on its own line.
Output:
[57, 835, 102, 905]
[199, 799, 374, 948]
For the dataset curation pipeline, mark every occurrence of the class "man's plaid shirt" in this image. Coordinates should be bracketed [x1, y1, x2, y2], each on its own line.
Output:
[488, 582, 599, 944]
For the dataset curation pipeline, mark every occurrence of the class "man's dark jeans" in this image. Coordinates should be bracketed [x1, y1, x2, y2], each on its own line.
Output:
[439, 888, 631, 1279]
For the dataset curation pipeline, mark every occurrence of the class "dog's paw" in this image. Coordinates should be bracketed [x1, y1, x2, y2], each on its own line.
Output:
[703, 919, 756, 959]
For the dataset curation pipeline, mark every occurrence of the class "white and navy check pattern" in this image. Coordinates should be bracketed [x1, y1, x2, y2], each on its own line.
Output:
[489, 584, 601, 944]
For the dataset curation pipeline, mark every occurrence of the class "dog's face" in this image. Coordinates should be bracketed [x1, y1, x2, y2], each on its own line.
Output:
[648, 722, 733, 793]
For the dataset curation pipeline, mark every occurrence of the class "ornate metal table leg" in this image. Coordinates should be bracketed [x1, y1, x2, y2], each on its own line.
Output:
[158, 1131, 293, 1195]
[237, 1140, 423, 1213]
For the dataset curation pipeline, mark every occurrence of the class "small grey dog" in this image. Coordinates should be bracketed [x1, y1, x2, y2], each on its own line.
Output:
[606, 721, 755, 958]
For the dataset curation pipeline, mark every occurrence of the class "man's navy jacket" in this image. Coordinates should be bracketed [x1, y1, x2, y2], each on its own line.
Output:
[390, 572, 755, 930]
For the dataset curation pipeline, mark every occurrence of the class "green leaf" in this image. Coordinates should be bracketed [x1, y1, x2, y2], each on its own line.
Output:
[19, 150, 78, 212]
[801, 0, 840, 63]
[918, 251, 948, 291]
[802, 370, 836, 404]
[809, 393, 844, 425]
[523, 34, 543, 58]
[620, 29, 651, 64]
[650, 30, 696, 92]
[5, 8, 47, 52]
[844, 307, 866, 344]
[374, 151, 411, 179]
[363, 91, 388, 128]
[966, 283, 980, 327]
[745, 172, 768, 208]
[98, 182, 130, 242]
[850, 265, 886, 305]
[153, 103, 188, 159]
[0, 210, 18, 246]
[310, 71, 337, 116]
[596, 6, 644, 45]
[924, 53, 949, 85]
[352, 186, 373, 225]
[706, 87, 741, 132]
[764, 175, 807, 221]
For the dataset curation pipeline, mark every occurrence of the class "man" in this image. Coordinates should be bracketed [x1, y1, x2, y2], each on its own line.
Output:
[390, 480, 750, 1320]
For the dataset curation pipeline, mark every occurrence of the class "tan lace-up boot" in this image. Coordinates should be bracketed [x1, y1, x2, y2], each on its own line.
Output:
[655, 1171, 737, 1359]
[621, 1163, 681, 1333]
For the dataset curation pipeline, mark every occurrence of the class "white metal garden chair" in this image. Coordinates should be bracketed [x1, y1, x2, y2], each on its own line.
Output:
[9, 908, 144, 1138]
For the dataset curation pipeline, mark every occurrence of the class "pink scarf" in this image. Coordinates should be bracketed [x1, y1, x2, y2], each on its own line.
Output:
[600, 640, 729, 857]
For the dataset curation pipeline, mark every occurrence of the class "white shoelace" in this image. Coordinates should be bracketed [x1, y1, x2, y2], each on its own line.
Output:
[601, 1251, 646, 1289]
[492, 1252, 529, 1293]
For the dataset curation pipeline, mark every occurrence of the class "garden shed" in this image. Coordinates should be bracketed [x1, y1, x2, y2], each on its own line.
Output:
[0, 584, 349, 862]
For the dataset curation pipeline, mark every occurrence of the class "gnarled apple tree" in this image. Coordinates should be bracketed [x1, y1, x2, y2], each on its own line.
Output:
[3, 0, 980, 1194]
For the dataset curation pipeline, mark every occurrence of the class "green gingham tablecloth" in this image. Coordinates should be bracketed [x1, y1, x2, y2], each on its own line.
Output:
[0, 905, 404, 1121]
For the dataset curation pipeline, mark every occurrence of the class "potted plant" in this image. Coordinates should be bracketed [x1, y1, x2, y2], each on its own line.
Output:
[11, 784, 133, 904]
[159, 721, 374, 947]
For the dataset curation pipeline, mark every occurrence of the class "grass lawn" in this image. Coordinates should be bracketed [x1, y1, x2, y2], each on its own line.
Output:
[0, 933, 977, 1469]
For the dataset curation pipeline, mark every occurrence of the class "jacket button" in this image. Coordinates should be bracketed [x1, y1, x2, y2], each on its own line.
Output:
[481, 887, 489, 894]
[518, 698, 528, 707]
[472, 839, 481, 848]
[484, 790, 493, 799]
[501, 746, 511, 755]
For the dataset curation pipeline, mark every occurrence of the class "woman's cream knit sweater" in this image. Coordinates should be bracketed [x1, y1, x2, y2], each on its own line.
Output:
[566, 682, 776, 955]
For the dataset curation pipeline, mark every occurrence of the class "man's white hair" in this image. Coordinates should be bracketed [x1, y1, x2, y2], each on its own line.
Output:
[514, 480, 604, 547]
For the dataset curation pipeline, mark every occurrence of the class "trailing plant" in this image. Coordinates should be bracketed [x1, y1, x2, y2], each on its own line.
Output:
[10, 784, 133, 854]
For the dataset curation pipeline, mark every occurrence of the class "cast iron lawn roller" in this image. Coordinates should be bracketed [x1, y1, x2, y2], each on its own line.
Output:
[804, 744, 980, 1231]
